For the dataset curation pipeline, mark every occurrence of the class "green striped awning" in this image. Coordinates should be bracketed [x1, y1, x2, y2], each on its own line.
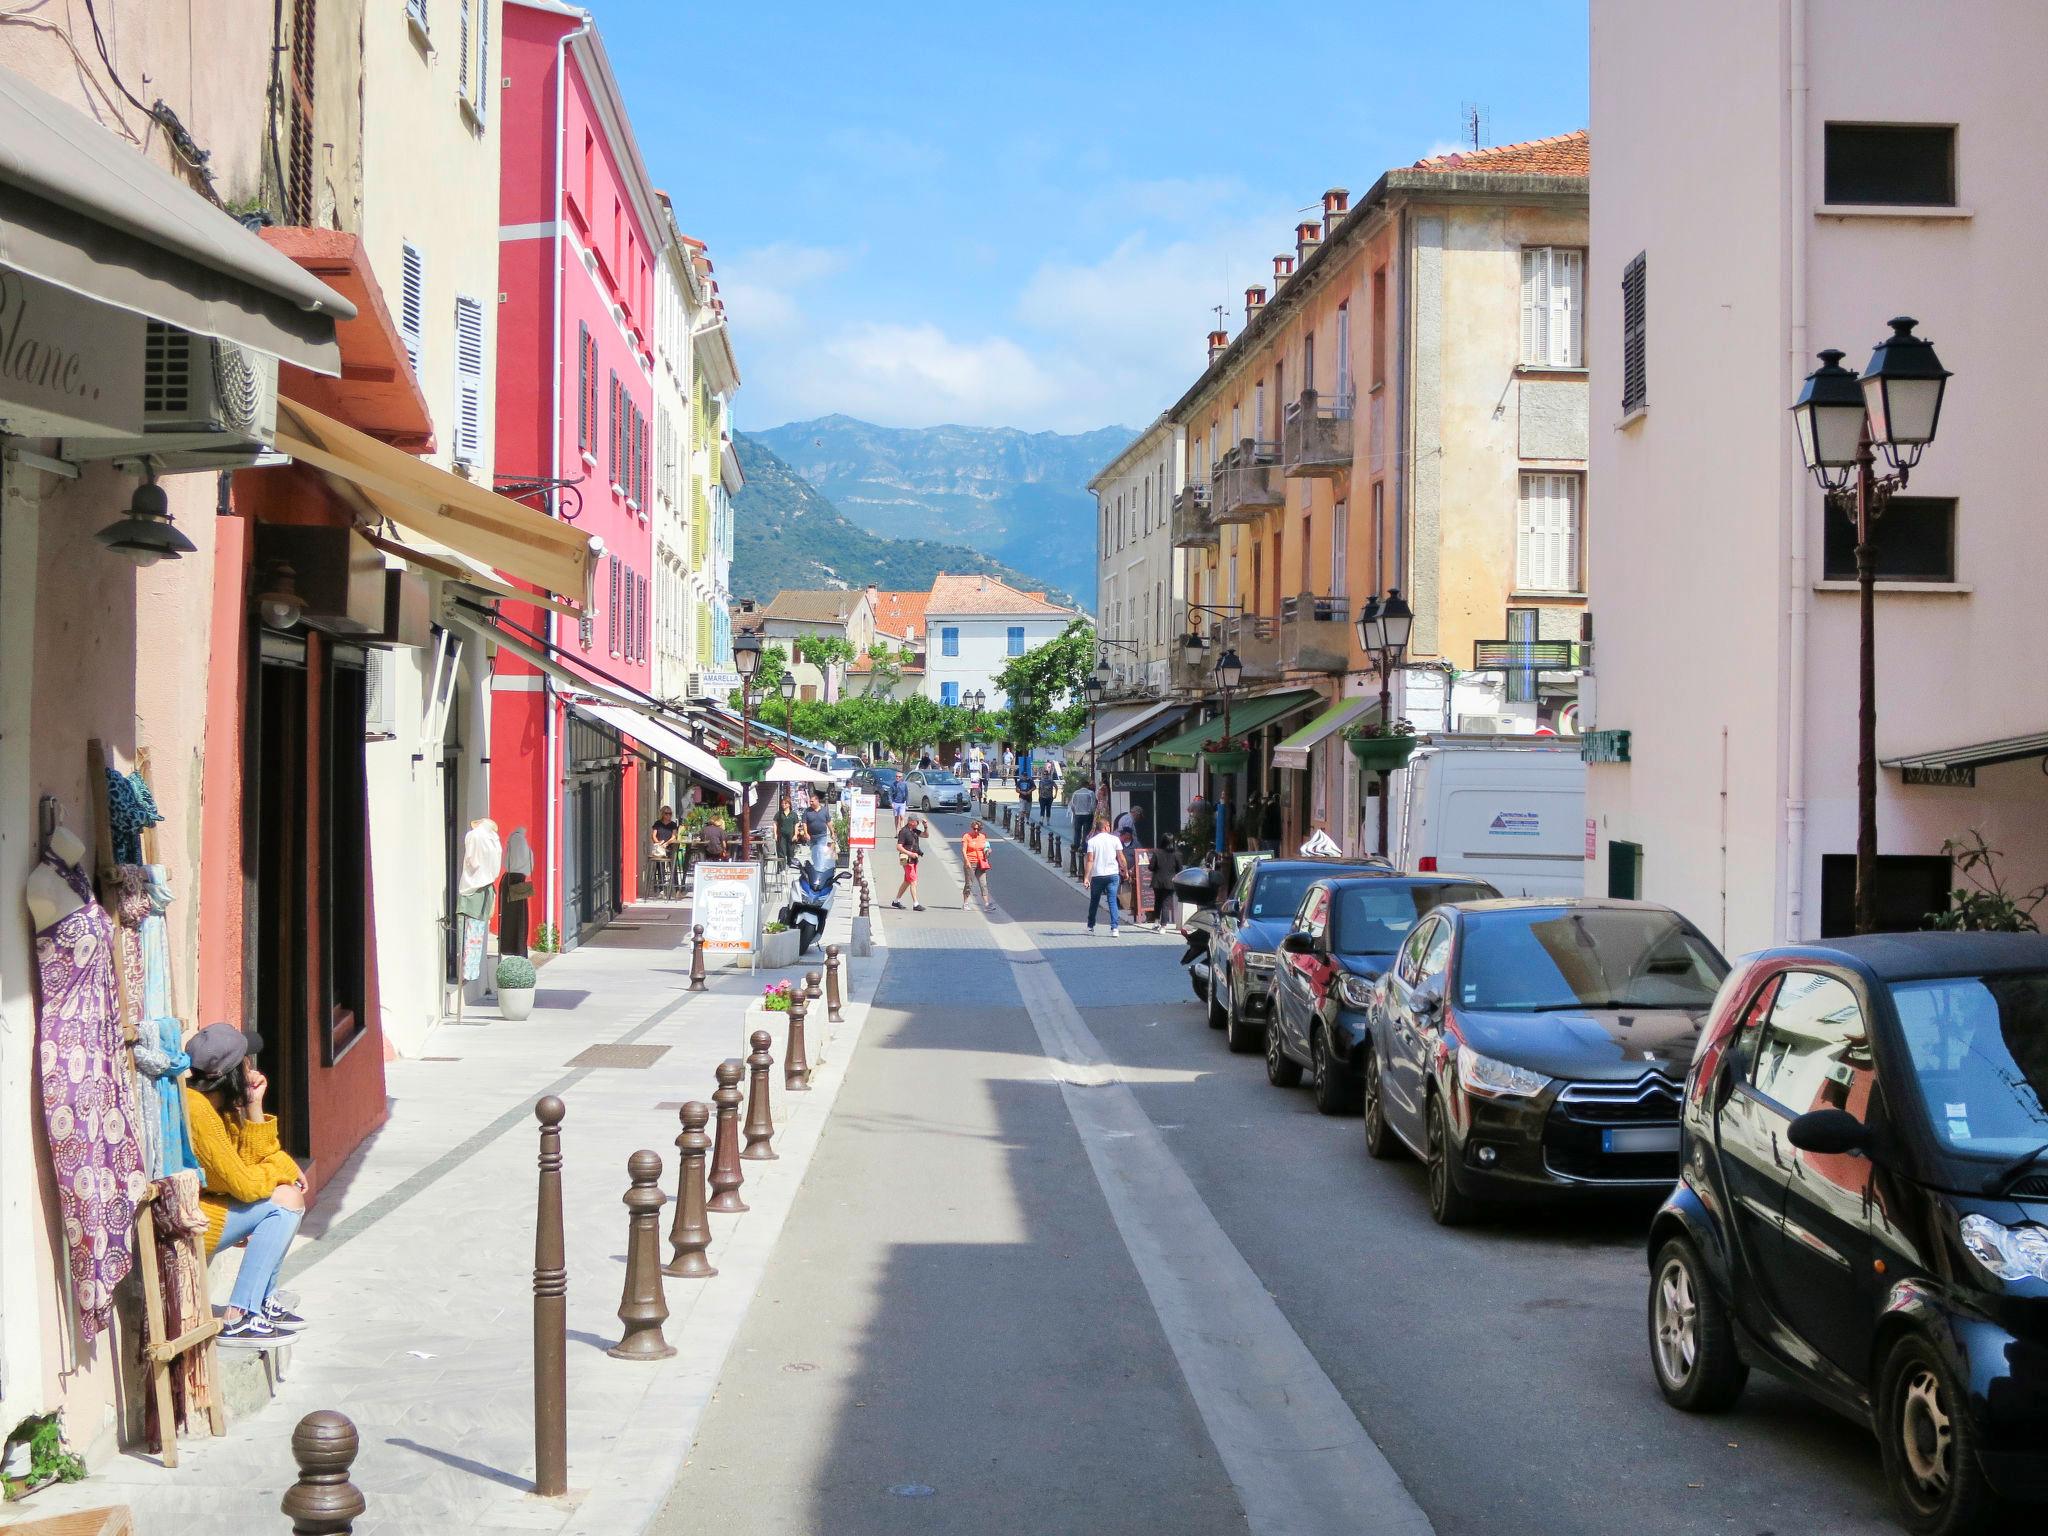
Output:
[1271, 696, 1377, 771]
[1147, 689, 1324, 770]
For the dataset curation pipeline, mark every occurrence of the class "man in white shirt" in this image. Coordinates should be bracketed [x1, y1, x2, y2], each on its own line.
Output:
[1084, 816, 1130, 935]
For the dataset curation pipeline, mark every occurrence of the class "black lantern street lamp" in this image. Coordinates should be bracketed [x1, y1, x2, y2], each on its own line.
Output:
[778, 667, 797, 748]
[731, 631, 762, 860]
[1791, 317, 1951, 935]
[1354, 588, 1413, 855]
[1211, 645, 1243, 851]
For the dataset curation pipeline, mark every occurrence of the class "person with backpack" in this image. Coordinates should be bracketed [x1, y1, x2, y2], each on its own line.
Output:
[960, 819, 994, 911]
[1036, 768, 1055, 823]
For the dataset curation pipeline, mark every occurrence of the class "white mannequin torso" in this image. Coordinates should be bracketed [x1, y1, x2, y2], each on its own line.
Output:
[26, 826, 91, 931]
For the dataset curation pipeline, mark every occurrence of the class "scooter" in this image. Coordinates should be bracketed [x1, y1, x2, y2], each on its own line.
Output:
[779, 857, 851, 957]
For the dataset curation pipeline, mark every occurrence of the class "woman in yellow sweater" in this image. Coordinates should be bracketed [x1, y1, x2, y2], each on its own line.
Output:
[182, 1024, 308, 1346]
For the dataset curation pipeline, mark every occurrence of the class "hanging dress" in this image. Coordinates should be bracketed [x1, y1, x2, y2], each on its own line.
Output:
[33, 852, 149, 1341]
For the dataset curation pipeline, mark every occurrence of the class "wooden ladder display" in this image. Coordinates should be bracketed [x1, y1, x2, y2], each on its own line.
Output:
[86, 741, 227, 1467]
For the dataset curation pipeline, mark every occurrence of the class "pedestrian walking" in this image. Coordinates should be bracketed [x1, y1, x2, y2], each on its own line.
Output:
[1151, 835, 1183, 931]
[890, 769, 911, 822]
[960, 819, 994, 911]
[1036, 769, 1055, 823]
[1017, 766, 1034, 815]
[773, 791, 798, 874]
[1068, 779, 1097, 846]
[1084, 815, 1129, 935]
[802, 789, 838, 873]
[892, 812, 927, 911]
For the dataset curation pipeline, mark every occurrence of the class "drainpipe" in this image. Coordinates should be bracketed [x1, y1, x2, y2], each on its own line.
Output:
[543, 11, 595, 940]
[1783, 0, 1810, 941]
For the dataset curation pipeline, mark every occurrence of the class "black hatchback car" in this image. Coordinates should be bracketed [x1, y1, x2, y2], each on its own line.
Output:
[1647, 932, 2048, 1535]
[1364, 898, 1730, 1225]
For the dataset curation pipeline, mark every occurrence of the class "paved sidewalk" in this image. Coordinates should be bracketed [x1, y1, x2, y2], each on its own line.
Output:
[26, 888, 884, 1536]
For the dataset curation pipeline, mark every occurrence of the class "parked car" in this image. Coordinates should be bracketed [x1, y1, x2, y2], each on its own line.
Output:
[1185, 855, 1391, 1055]
[1269, 873, 1500, 1114]
[825, 753, 863, 788]
[906, 769, 970, 812]
[1647, 932, 2048, 1536]
[1364, 897, 1728, 1225]
[848, 765, 901, 798]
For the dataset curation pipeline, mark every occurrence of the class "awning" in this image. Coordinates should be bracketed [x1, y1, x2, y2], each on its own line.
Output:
[1272, 697, 1379, 772]
[0, 64, 354, 372]
[765, 756, 833, 785]
[1148, 689, 1324, 771]
[1884, 731, 2048, 772]
[1065, 702, 1159, 758]
[453, 614, 642, 710]
[275, 397, 595, 600]
[572, 702, 737, 794]
[363, 531, 582, 619]
[1099, 702, 1193, 765]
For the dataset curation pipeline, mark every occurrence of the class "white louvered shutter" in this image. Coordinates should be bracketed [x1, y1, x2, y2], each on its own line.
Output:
[1520, 249, 1547, 365]
[1550, 249, 1583, 368]
[407, 0, 428, 27]
[400, 242, 424, 375]
[475, 0, 489, 119]
[458, 1, 472, 96]
[453, 294, 485, 466]
[1517, 474, 1579, 592]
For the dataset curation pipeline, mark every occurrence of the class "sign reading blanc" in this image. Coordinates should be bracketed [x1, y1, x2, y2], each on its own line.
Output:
[695, 861, 762, 958]
[0, 269, 144, 436]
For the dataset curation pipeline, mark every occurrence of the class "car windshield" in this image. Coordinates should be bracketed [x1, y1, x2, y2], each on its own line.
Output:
[924, 773, 961, 786]
[1891, 971, 2048, 1156]
[1333, 882, 1496, 955]
[871, 768, 898, 784]
[831, 756, 860, 771]
[1455, 908, 1728, 1011]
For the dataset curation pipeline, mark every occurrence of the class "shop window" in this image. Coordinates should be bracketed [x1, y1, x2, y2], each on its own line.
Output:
[1820, 854, 1953, 937]
[1824, 124, 1955, 206]
[1822, 496, 1956, 582]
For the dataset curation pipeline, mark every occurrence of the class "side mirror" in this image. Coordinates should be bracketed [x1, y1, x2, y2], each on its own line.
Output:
[1787, 1108, 1871, 1156]
[1280, 931, 1314, 955]
[1221, 897, 1241, 919]
[1414, 978, 1446, 1015]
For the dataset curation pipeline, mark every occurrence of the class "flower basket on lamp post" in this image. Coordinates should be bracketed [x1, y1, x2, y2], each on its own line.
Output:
[717, 753, 774, 783]
[1202, 747, 1251, 774]
[1344, 717, 1418, 772]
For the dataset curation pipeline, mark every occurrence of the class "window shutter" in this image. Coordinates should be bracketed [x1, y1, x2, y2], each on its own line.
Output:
[399, 241, 424, 375]
[608, 371, 620, 486]
[622, 567, 635, 661]
[1551, 249, 1583, 368]
[608, 554, 621, 655]
[1621, 253, 1648, 413]
[584, 332, 599, 453]
[458, 0, 471, 96]
[453, 294, 485, 465]
[1520, 249, 1546, 364]
[407, 0, 428, 28]
[474, 0, 489, 119]
[639, 574, 650, 660]
[576, 322, 591, 452]
[287, 0, 317, 224]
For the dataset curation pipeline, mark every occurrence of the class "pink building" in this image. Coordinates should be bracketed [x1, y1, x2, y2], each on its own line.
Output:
[494, 1, 667, 944]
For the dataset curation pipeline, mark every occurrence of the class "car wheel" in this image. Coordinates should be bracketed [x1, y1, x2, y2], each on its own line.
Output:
[1362, 1051, 1399, 1160]
[1424, 1093, 1477, 1226]
[1265, 1016, 1304, 1087]
[1224, 974, 1262, 1054]
[1648, 1236, 1748, 1413]
[1879, 1334, 2000, 1536]
[1311, 1022, 1360, 1116]
[1190, 972, 1209, 1004]
[1206, 962, 1227, 1029]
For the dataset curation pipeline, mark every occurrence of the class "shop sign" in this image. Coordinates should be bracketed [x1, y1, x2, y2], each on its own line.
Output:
[695, 861, 761, 955]
[1579, 729, 1631, 765]
[1585, 818, 1598, 859]
[0, 268, 144, 435]
[699, 668, 740, 694]
[1900, 764, 1975, 788]
[1109, 771, 1155, 788]
[848, 792, 877, 848]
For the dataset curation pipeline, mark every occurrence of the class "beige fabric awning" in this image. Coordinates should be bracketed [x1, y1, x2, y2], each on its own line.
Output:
[362, 532, 583, 618]
[0, 64, 352, 372]
[277, 397, 595, 602]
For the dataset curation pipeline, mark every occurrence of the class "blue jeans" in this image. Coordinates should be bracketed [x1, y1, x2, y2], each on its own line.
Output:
[1088, 873, 1121, 932]
[216, 1195, 302, 1314]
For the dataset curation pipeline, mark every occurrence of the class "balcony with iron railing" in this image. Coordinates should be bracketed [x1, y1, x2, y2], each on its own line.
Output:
[1211, 439, 1285, 524]
[1170, 483, 1218, 549]
[1278, 592, 1351, 672]
[1281, 389, 1355, 479]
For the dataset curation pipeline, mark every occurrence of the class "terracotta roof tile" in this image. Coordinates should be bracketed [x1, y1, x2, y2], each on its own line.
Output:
[761, 588, 864, 625]
[925, 572, 1077, 618]
[868, 588, 930, 641]
[1410, 130, 1588, 178]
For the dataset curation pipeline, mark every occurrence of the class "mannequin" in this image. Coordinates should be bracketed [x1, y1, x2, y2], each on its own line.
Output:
[26, 823, 91, 930]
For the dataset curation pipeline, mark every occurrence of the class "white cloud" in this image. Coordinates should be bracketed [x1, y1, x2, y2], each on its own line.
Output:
[718, 242, 855, 341]
[763, 322, 1064, 430]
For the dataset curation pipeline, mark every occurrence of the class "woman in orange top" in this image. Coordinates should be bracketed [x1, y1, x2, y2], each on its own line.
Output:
[181, 1023, 307, 1347]
[960, 820, 994, 912]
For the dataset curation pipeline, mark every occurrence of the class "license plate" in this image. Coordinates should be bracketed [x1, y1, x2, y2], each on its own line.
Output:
[1603, 1126, 1680, 1154]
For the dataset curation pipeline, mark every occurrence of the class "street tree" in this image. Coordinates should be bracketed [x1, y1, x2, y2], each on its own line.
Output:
[993, 617, 1094, 750]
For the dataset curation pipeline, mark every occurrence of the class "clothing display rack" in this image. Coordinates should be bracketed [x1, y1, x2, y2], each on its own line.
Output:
[86, 740, 226, 1466]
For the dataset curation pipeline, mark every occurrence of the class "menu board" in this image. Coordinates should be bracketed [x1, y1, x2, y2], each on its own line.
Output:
[1133, 850, 1154, 923]
[848, 792, 878, 849]
[695, 861, 762, 956]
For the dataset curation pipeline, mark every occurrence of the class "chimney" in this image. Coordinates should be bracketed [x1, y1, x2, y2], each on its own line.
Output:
[1295, 221, 1323, 266]
[1207, 328, 1229, 364]
[1245, 285, 1267, 322]
[1321, 187, 1350, 227]
[1273, 254, 1296, 285]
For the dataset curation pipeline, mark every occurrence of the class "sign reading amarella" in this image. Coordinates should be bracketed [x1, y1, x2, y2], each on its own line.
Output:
[0, 268, 144, 435]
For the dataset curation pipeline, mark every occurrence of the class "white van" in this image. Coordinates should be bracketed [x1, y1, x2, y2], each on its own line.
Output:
[1388, 736, 1585, 898]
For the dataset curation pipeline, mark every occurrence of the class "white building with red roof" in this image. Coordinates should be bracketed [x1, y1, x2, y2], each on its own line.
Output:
[921, 573, 1081, 709]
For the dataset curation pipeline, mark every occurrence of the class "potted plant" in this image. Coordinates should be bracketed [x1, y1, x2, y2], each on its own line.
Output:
[1344, 716, 1419, 771]
[1202, 735, 1252, 774]
[495, 954, 538, 1020]
[2, 1412, 86, 1503]
[759, 918, 800, 969]
[717, 750, 775, 783]
[746, 978, 796, 1036]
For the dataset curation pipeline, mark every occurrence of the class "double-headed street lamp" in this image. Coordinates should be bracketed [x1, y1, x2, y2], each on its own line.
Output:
[1791, 317, 1951, 935]
[1355, 588, 1414, 855]
[732, 631, 762, 860]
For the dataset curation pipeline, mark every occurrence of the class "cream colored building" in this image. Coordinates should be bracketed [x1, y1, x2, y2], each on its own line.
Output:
[1089, 418, 1185, 695]
[1586, 0, 2048, 951]
[652, 198, 707, 706]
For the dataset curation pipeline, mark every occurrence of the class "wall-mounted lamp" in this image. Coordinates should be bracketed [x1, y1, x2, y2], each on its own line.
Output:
[95, 470, 197, 566]
[255, 562, 306, 631]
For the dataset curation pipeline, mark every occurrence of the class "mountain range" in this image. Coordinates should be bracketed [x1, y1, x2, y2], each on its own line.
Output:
[729, 433, 1083, 610]
[747, 415, 1134, 604]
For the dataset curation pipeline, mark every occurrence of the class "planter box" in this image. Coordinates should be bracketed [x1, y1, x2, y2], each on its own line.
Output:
[1347, 736, 1419, 772]
[745, 998, 791, 1042]
[497, 986, 536, 1021]
[1202, 748, 1251, 774]
[718, 753, 774, 783]
[759, 926, 801, 969]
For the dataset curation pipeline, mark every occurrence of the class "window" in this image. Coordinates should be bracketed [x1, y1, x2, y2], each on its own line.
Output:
[1230, 403, 1241, 445]
[1820, 855, 1952, 937]
[1331, 497, 1348, 597]
[608, 371, 621, 488]
[940, 681, 959, 707]
[607, 555, 621, 655]
[1006, 626, 1024, 657]
[1517, 472, 1582, 592]
[1822, 496, 1956, 582]
[1335, 302, 1351, 399]
[940, 626, 959, 658]
[1303, 333, 1316, 395]
[1300, 514, 1312, 590]
[1505, 607, 1539, 704]
[1608, 840, 1642, 899]
[1748, 971, 1868, 1115]
[399, 241, 424, 375]
[622, 565, 635, 661]
[1371, 481, 1385, 594]
[1824, 124, 1956, 206]
[286, 0, 317, 224]
[453, 295, 485, 466]
[576, 323, 593, 454]
[1621, 254, 1648, 414]
[1371, 268, 1387, 388]
[1520, 247, 1584, 368]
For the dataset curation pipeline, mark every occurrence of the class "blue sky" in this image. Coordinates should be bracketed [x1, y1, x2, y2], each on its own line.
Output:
[601, 0, 1589, 435]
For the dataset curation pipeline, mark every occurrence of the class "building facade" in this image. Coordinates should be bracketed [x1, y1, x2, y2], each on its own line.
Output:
[1585, 0, 2046, 954]
[922, 574, 1080, 709]
[1089, 418, 1185, 696]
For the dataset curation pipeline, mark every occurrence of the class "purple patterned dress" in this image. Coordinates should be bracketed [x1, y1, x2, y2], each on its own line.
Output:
[34, 853, 147, 1340]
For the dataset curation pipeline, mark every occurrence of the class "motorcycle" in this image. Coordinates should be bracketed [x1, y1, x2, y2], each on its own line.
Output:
[779, 857, 852, 957]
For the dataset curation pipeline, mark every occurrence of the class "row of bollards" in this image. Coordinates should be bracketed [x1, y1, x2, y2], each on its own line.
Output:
[1048, 829, 1062, 866]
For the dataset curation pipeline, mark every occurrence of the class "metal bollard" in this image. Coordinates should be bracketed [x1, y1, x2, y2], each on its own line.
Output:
[688, 924, 707, 990]
[785, 979, 812, 1092]
[532, 1098, 568, 1497]
[826, 942, 845, 1023]
[743, 1029, 778, 1160]
[708, 1061, 749, 1212]
[281, 1410, 365, 1535]
[609, 1151, 674, 1360]
[664, 1102, 716, 1279]
[1048, 829, 1060, 865]
[859, 874, 871, 919]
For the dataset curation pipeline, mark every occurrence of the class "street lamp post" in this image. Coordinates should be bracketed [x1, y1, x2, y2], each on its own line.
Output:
[778, 668, 797, 744]
[1355, 588, 1413, 857]
[1791, 318, 1951, 935]
[1212, 645, 1243, 853]
[732, 632, 762, 861]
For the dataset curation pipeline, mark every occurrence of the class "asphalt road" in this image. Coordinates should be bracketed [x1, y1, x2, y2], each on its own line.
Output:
[660, 810, 1899, 1536]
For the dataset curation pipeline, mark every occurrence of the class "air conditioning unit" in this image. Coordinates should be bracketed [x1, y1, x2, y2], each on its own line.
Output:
[684, 671, 707, 700]
[66, 323, 279, 471]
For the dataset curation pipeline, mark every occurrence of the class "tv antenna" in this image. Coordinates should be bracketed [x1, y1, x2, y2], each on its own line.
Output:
[1460, 102, 1487, 150]
[1211, 303, 1226, 330]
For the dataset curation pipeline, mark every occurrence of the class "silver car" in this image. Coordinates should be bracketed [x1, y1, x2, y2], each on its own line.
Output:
[907, 770, 970, 811]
